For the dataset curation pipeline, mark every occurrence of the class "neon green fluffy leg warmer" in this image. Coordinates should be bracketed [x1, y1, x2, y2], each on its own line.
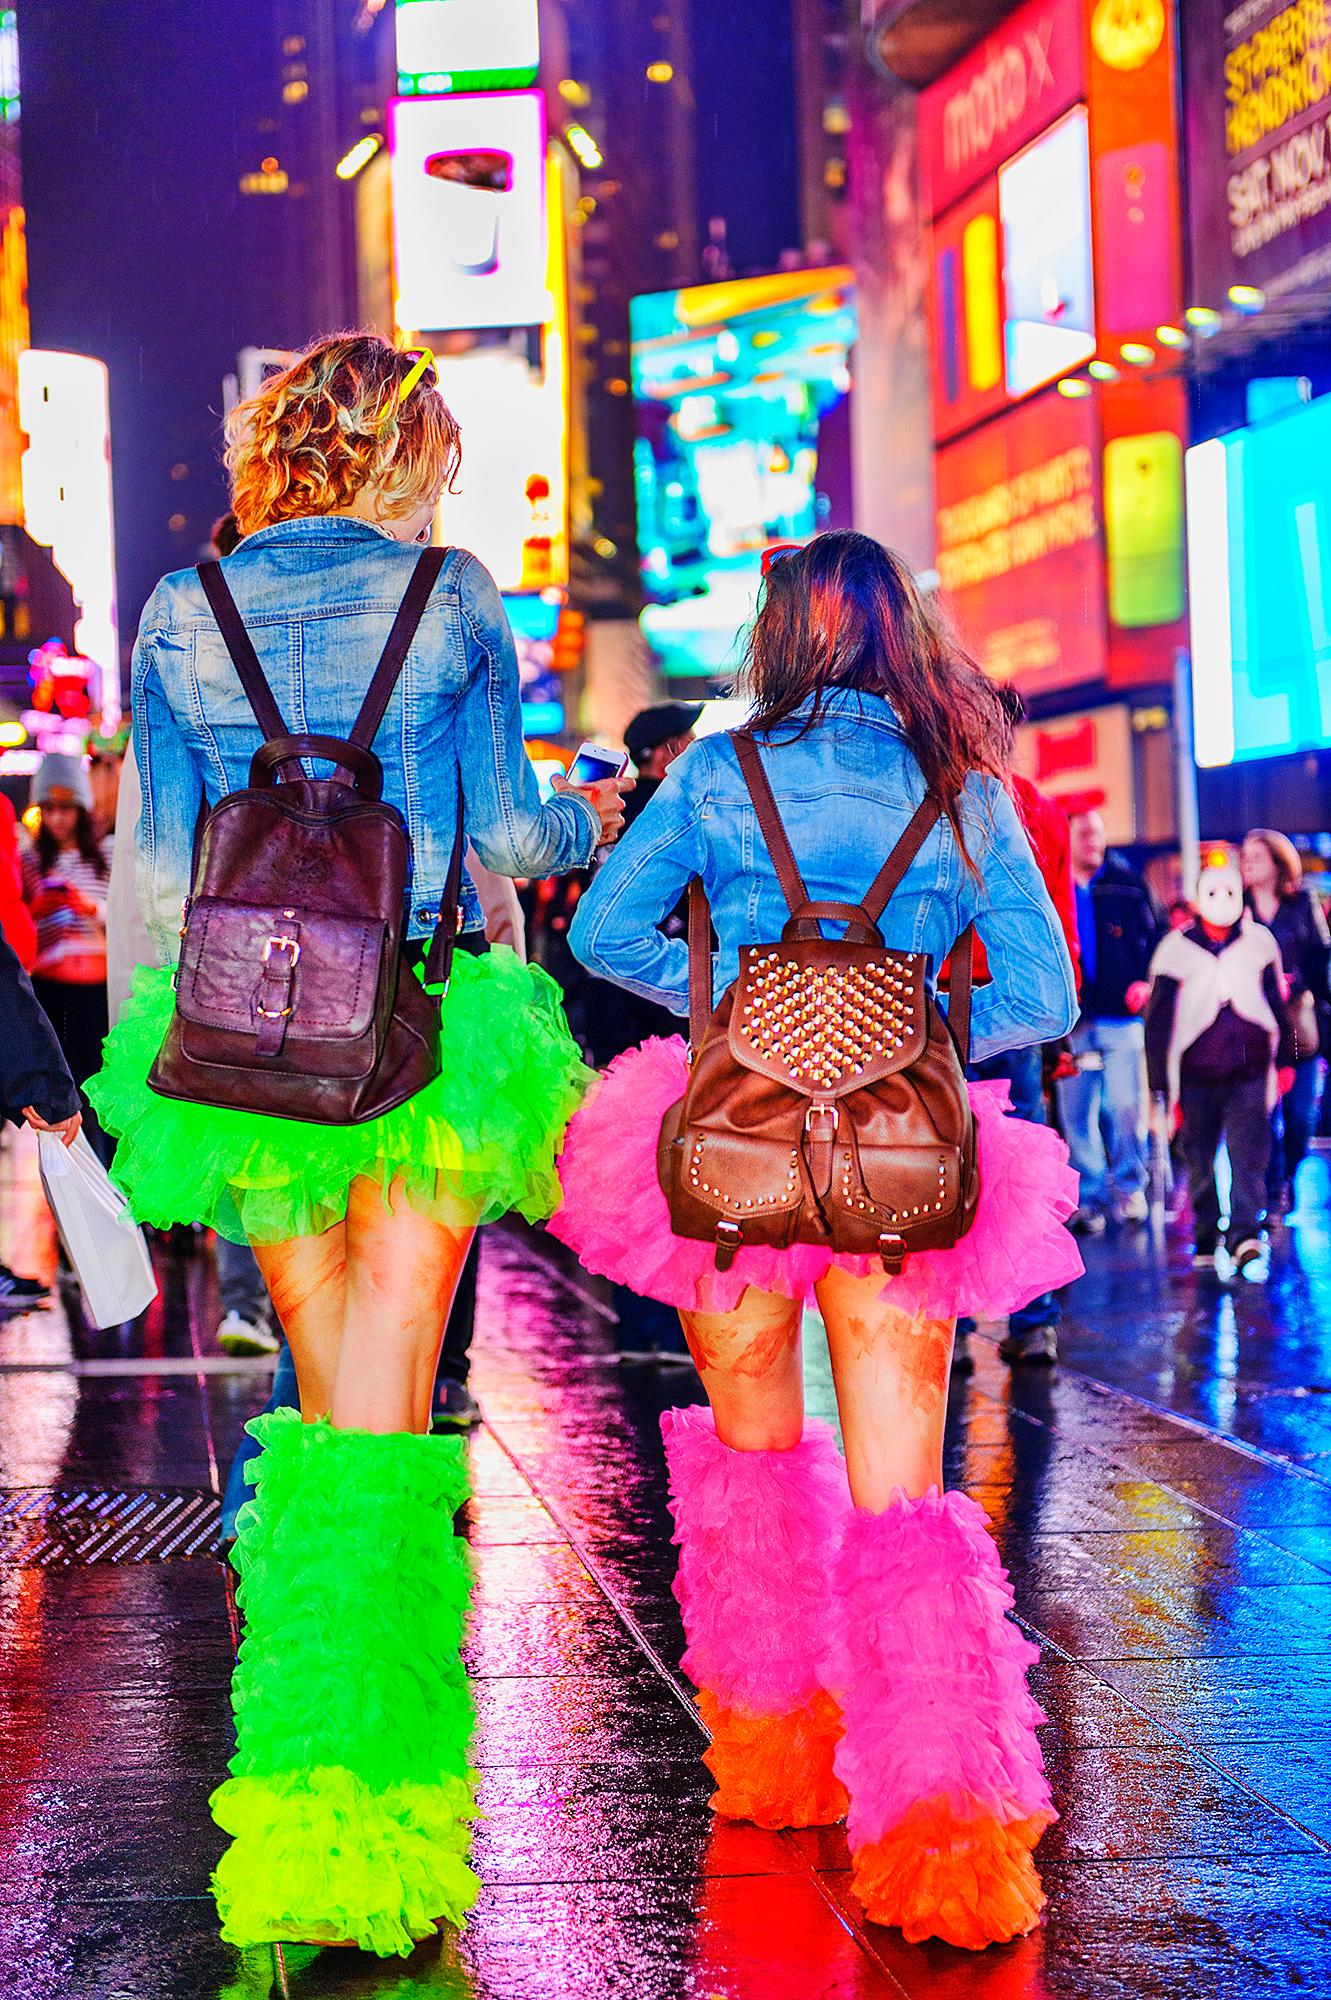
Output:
[210, 1409, 479, 1957]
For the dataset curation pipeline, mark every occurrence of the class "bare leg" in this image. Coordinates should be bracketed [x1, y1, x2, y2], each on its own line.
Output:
[814, 1264, 954, 1510]
[678, 1287, 804, 1452]
[252, 1225, 347, 1420]
[336, 1175, 478, 1434]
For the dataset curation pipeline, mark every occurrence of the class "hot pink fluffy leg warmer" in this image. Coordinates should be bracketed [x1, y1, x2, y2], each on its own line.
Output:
[660, 1404, 850, 1829]
[828, 1488, 1056, 1950]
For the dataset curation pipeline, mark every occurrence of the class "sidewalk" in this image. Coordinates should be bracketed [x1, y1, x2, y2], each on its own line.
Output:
[1, 1142, 1329, 1998]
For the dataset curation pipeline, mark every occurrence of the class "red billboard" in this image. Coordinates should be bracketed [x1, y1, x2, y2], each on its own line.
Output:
[918, 0, 1086, 216]
[934, 387, 1107, 695]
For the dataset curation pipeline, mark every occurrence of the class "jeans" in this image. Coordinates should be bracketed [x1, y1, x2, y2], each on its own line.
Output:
[220, 1337, 299, 1539]
[1269, 1056, 1325, 1198]
[217, 1236, 269, 1325]
[1179, 1075, 1271, 1251]
[1055, 1017, 1148, 1215]
[959, 1043, 1061, 1335]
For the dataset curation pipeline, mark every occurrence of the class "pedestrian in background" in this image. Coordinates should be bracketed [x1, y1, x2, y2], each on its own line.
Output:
[20, 753, 113, 1163]
[1241, 828, 1330, 1206]
[580, 701, 699, 1067]
[1145, 861, 1294, 1278]
[1056, 807, 1165, 1233]
[0, 789, 37, 973]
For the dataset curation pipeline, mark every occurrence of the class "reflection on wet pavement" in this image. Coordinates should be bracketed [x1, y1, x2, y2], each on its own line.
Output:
[1, 1132, 1330, 1998]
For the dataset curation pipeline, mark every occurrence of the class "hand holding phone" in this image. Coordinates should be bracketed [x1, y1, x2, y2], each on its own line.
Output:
[553, 740, 632, 847]
[566, 741, 628, 787]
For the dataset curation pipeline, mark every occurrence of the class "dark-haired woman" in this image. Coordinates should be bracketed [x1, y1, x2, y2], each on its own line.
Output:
[21, 753, 113, 1160]
[552, 533, 1080, 1951]
[1241, 829, 1331, 1200]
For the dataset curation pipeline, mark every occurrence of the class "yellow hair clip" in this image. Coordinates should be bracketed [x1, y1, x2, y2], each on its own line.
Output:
[399, 349, 435, 403]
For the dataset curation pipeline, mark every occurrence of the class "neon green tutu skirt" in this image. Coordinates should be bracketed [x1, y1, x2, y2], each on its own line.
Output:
[87, 949, 591, 1243]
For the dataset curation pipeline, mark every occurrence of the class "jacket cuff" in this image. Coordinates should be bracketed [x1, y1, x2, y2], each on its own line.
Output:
[7, 1070, 80, 1125]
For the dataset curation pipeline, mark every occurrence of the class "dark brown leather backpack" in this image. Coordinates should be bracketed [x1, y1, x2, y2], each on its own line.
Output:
[148, 547, 463, 1126]
[657, 731, 981, 1274]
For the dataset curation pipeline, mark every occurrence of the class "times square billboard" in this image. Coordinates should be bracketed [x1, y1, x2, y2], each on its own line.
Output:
[630, 269, 857, 680]
[1184, 0, 1331, 311]
[917, 0, 1188, 700]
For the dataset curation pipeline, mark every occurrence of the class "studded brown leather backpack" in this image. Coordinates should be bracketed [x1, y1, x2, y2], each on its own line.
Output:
[657, 732, 981, 1274]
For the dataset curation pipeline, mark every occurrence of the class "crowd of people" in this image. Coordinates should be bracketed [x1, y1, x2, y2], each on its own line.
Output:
[0, 328, 1327, 1966]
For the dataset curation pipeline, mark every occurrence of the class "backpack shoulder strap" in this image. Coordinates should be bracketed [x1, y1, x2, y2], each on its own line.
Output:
[197, 561, 293, 749]
[350, 547, 448, 749]
[859, 794, 975, 1064]
[859, 794, 942, 925]
[732, 731, 808, 917]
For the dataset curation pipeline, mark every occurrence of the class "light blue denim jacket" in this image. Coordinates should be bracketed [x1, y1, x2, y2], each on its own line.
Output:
[132, 517, 599, 962]
[571, 690, 1078, 1064]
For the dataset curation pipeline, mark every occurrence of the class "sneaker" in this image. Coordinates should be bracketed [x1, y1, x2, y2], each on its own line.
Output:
[431, 1381, 483, 1430]
[0, 1261, 50, 1305]
[999, 1322, 1059, 1366]
[1068, 1207, 1107, 1236]
[216, 1310, 281, 1358]
[1231, 1238, 1267, 1282]
[1115, 1191, 1150, 1224]
[950, 1328, 975, 1376]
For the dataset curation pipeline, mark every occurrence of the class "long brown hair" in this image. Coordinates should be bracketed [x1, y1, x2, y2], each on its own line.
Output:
[1245, 828, 1302, 900]
[739, 531, 1011, 861]
[36, 804, 108, 878]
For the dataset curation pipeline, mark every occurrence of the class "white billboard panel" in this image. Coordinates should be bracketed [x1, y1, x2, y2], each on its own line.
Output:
[390, 91, 549, 333]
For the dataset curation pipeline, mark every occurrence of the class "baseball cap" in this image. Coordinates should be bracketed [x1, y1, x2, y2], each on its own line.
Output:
[624, 702, 703, 767]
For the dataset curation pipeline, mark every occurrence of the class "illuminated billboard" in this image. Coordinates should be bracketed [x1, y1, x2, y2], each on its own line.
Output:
[999, 108, 1096, 395]
[1187, 394, 1331, 768]
[395, 0, 539, 95]
[918, 0, 1085, 215]
[1184, 0, 1331, 313]
[433, 347, 567, 589]
[631, 268, 856, 678]
[934, 385, 1106, 694]
[389, 91, 549, 333]
[18, 350, 119, 723]
[432, 156, 569, 591]
[505, 594, 564, 738]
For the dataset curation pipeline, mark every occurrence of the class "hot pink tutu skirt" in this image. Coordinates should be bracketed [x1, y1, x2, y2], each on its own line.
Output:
[550, 1037, 1083, 1318]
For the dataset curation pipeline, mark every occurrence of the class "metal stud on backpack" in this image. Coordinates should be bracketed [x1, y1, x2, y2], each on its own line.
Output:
[657, 731, 981, 1274]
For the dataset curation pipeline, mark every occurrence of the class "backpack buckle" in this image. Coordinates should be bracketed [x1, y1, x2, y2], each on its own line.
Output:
[262, 934, 301, 966]
[713, 1219, 744, 1271]
[877, 1231, 907, 1275]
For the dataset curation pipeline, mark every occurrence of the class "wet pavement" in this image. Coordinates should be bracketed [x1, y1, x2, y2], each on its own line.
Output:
[2, 1131, 1331, 2000]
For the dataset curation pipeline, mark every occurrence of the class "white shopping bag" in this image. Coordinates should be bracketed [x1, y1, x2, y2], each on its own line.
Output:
[37, 1130, 158, 1329]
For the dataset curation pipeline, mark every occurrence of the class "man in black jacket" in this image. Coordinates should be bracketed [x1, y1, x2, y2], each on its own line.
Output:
[1055, 809, 1166, 1232]
[0, 927, 82, 1302]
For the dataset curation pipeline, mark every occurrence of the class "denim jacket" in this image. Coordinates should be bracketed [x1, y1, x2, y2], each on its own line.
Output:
[132, 517, 599, 963]
[570, 690, 1078, 1064]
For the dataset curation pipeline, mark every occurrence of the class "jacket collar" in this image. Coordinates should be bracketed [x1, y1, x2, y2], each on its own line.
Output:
[777, 687, 905, 733]
[238, 515, 401, 551]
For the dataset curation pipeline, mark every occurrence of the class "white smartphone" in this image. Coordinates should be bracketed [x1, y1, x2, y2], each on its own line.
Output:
[566, 740, 628, 786]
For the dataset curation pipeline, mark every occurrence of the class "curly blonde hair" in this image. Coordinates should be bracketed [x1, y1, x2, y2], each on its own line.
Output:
[224, 333, 461, 537]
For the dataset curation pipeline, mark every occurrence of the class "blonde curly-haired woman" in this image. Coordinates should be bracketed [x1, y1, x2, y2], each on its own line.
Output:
[88, 334, 626, 1957]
